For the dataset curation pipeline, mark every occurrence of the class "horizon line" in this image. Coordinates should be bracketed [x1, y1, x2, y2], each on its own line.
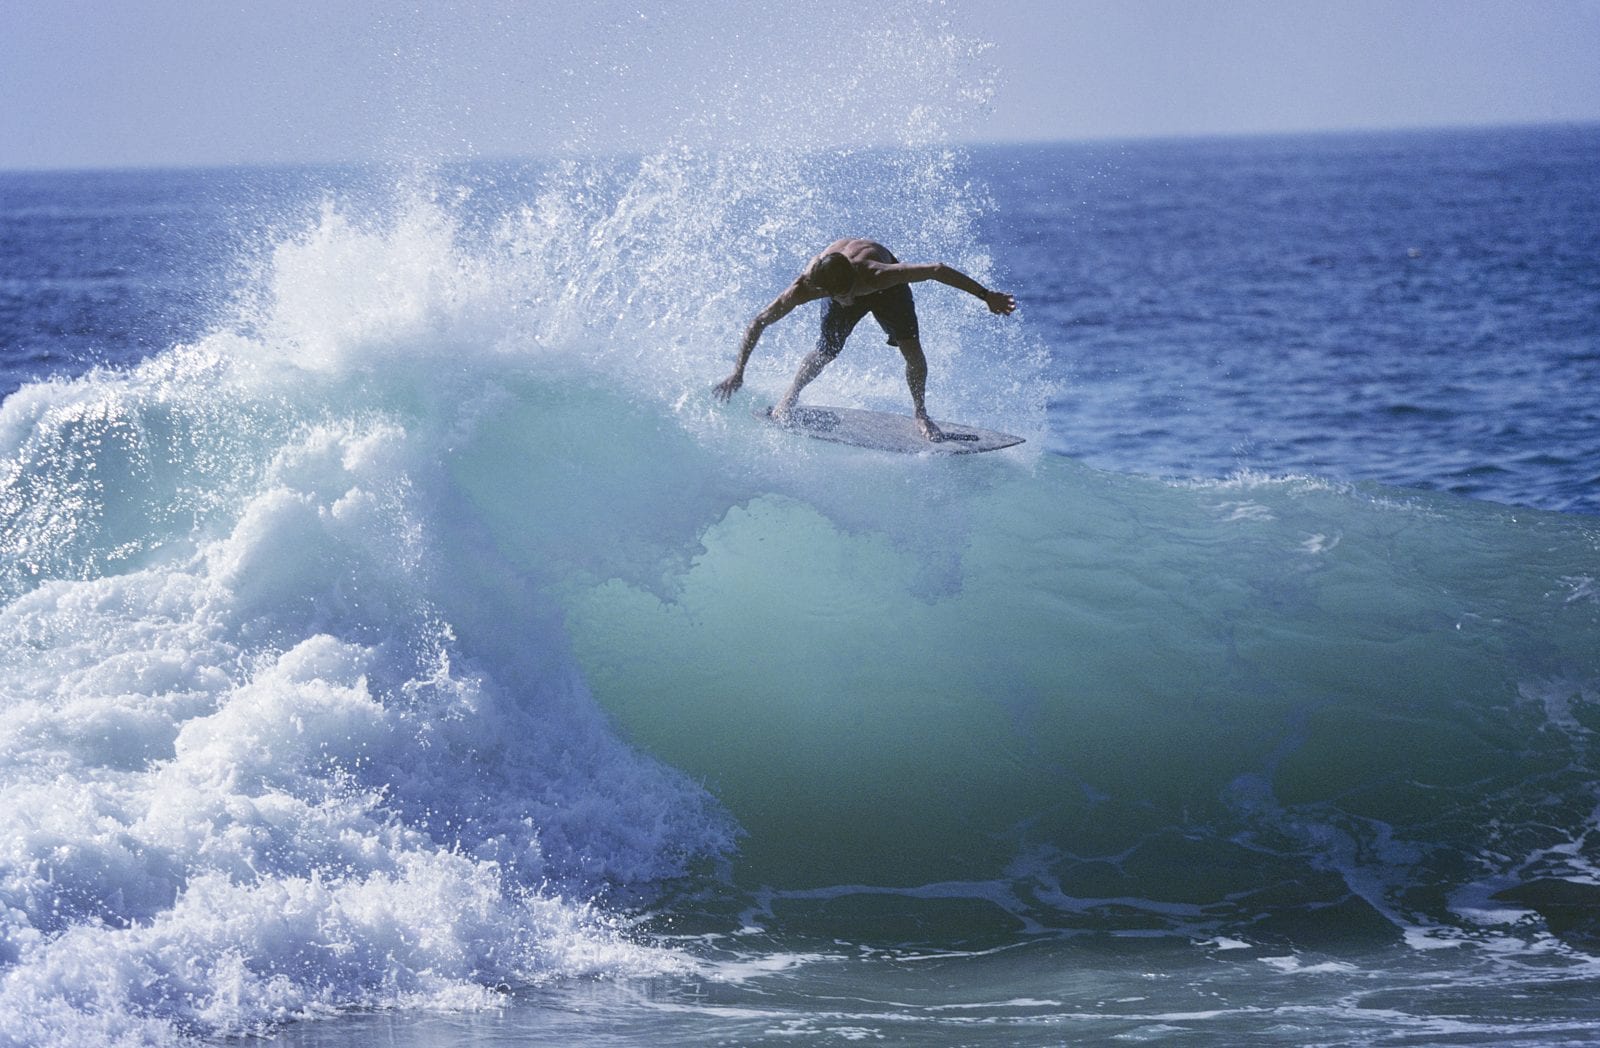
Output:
[2, 117, 1595, 177]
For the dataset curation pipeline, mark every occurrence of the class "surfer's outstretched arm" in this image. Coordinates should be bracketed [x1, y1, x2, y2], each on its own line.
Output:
[871, 262, 1017, 315]
[714, 280, 821, 401]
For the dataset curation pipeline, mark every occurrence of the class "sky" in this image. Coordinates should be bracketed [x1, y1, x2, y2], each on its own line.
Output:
[2, 0, 1598, 170]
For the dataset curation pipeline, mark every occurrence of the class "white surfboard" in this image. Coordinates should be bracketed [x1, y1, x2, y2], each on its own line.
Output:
[755, 405, 1025, 455]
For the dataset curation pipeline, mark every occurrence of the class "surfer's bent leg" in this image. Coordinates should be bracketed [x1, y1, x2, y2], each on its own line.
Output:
[776, 299, 865, 417]
[896, 337, 943, 441]
[869, 287, 942, 441]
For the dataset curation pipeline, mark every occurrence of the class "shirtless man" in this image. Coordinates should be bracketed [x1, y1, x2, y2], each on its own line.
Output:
[712, 238, 1016, 441]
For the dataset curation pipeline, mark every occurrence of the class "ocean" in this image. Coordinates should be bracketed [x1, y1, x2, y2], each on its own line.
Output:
[2, 121, 1599, 1046]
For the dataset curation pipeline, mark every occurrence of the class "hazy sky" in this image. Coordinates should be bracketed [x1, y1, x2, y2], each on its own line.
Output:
[3, 0, 1598, 169]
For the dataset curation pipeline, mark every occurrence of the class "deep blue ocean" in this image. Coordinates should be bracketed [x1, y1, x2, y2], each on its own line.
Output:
[2, 123, 1599, 1046]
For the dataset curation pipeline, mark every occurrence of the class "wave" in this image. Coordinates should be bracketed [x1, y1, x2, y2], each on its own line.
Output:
[572, 449, 1600, 945]
[3, 129, 1599, 1048]
[0, 343, 732, 1044]
[0, 123, 1046, 1041]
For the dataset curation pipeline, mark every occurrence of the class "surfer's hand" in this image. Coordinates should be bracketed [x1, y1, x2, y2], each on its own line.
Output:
[712, 372, 743, 402]
[985, 290, 1017, 316]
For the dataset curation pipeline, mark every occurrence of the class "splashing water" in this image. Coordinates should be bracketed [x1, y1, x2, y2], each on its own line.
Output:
[0, 8, 1056, 1040]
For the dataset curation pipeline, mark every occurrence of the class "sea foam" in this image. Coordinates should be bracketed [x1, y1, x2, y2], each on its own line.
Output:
[0, 178, 778, 1041]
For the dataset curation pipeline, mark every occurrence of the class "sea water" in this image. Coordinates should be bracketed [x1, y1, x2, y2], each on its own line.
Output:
[3, 80, 1600, 1048]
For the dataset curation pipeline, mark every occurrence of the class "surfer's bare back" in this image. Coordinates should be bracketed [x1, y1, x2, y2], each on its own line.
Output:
[712, 238, 1016, 442]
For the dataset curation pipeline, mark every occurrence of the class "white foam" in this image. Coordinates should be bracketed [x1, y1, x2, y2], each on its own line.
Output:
[0, 372, 735, 1041]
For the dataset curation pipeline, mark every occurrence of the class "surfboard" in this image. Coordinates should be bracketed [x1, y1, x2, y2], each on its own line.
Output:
[754, 405, 1025, 455]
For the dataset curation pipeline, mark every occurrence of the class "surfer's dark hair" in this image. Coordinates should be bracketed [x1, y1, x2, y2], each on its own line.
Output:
[804, 252, 854, 294]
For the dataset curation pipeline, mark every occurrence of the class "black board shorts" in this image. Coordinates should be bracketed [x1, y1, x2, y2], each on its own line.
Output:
[818, 283, 920, 354]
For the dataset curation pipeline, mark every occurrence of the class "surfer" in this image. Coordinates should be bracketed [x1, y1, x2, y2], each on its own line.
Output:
[712, 238, 1016, 441]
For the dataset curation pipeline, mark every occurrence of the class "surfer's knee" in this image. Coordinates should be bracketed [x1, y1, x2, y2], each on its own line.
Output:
[814, 338, 845, 362]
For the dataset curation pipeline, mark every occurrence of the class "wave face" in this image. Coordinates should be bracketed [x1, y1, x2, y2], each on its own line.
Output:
[570, 458, 1600, 941]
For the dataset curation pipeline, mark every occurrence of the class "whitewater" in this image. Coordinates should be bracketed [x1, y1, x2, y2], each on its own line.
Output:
[4, 14, 1600, 1046]
[0, 129, 1042, 1038]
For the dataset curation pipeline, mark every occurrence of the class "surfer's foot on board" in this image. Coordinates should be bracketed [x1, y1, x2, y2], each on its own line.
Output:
[770, 402, 796, 426]
[915, 413, 945, 442]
